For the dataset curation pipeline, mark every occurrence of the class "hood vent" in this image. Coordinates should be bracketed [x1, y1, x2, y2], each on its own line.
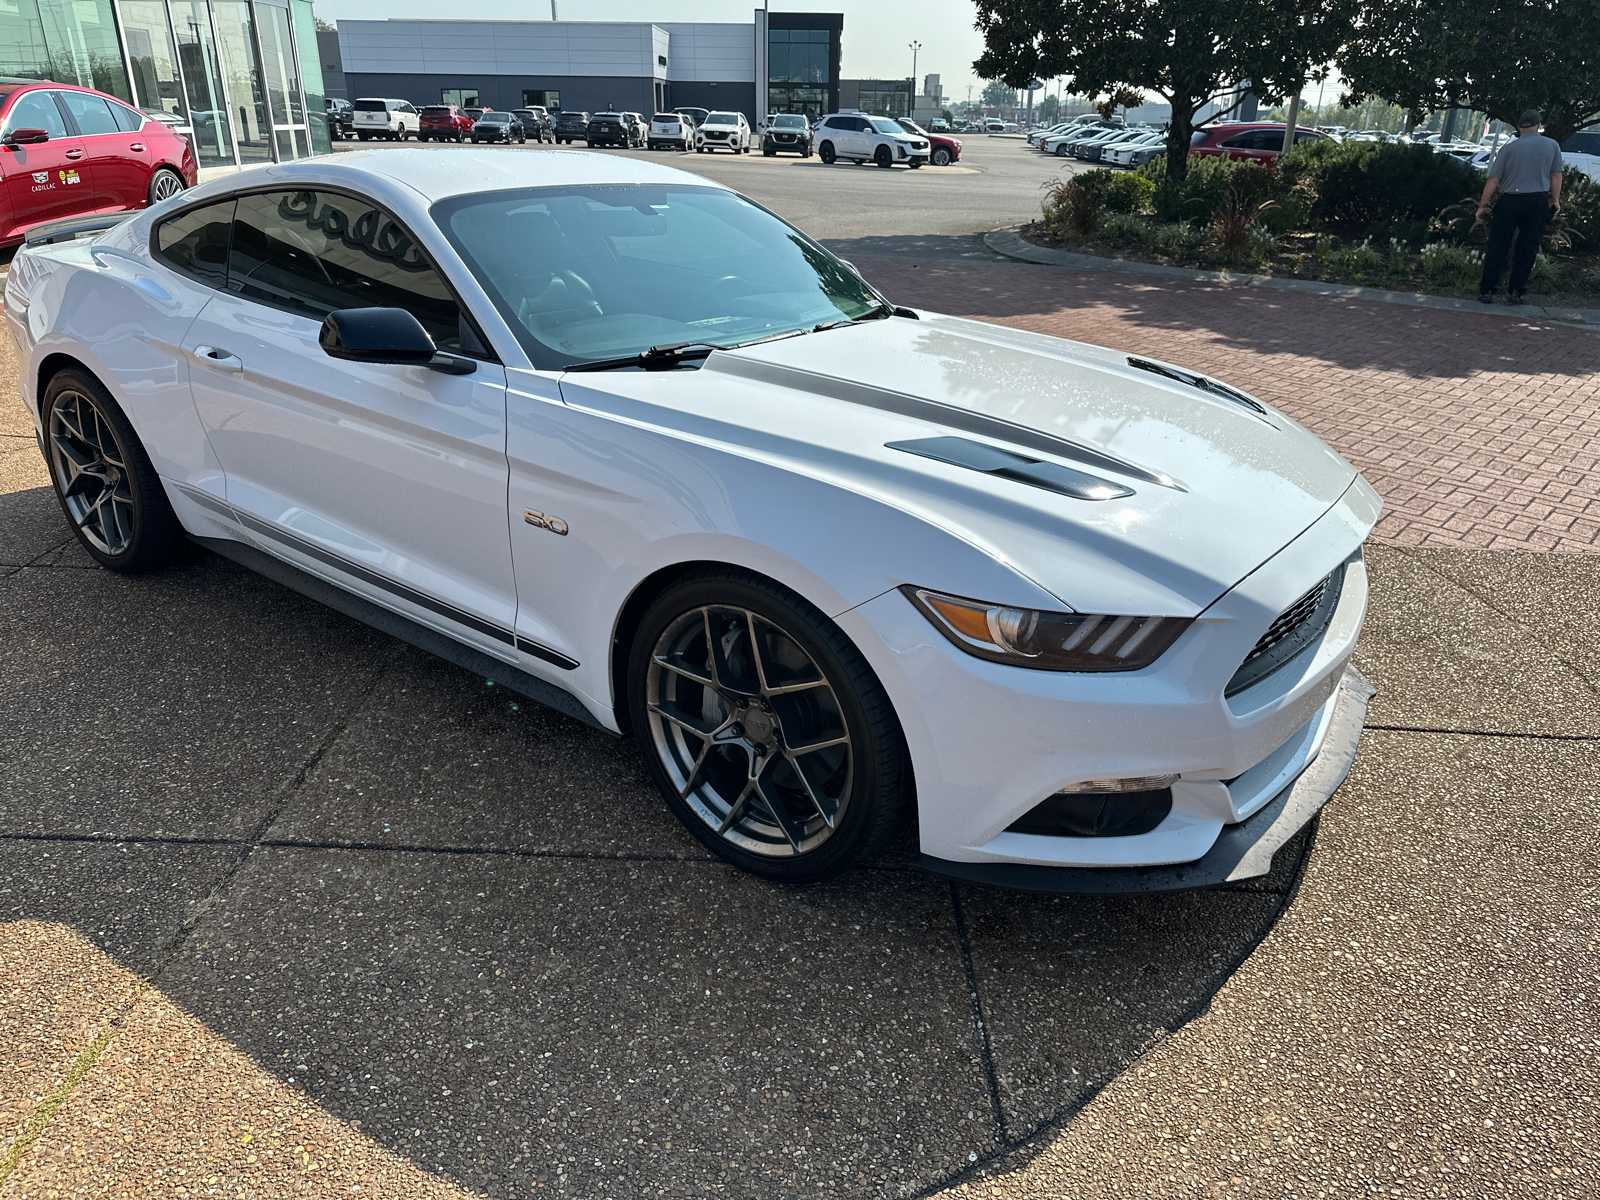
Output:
[1126, 357, 1268, 416]
[887, 436, 1134, 501]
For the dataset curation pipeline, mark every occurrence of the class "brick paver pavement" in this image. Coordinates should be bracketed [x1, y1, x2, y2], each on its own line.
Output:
[860, 257, 1600, 554]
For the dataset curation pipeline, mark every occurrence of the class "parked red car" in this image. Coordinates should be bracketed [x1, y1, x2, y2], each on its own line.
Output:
[419, 105, 473, 143]
[0, 81, 196, 246]
[896, 118, 962, 166]
[1188, 122, 1328, 165]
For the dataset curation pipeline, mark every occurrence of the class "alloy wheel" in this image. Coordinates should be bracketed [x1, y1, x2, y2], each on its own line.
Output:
[150, 170, 184, 202]
[47, 389, 136, 556]
[645, 605, 853, 858]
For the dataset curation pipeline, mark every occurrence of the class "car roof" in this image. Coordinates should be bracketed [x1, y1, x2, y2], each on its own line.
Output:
[223, 148, 730, 205]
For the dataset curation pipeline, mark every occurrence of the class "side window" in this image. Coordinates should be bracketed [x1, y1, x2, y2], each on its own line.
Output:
[59, 91, 119, 135]
[1294, 130, 1320, 144]
[110, 102, 146, 133]
[1219, 131, 1254, 149]
[3, 90, 69, 139]
[228, 190, 464, 351]
[154, 200, 235, 287]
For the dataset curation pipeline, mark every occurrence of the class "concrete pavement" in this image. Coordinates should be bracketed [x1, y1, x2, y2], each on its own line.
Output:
[2, 238, 1599, 1199]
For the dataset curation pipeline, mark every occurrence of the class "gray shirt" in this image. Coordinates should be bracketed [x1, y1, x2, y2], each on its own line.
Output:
[1487, 133, 1564, 194]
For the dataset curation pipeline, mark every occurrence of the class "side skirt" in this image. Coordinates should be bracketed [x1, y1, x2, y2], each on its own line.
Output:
[192, 535, 617, 737]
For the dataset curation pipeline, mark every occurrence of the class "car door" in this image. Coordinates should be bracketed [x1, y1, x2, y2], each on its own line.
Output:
[0, 89, 95, 236]
[182, 186, 520, 657]
[56, 89, 147, 210]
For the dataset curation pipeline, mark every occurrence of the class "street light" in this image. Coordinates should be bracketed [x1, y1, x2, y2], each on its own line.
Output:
[908, 40, 921, 115]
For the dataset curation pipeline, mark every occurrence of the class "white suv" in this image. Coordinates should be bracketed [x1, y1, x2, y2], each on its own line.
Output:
[352, 98, 420, 141]
[649, 111, 693, 150]
[815, 111, 930, 168]
[696, 111, 751, 153]
[1562, 130, 1600, 183]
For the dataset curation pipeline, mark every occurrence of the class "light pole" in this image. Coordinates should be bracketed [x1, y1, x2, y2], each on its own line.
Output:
[908, 41, 921, 117]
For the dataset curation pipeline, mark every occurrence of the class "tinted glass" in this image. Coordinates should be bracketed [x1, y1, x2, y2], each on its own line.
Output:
[436, 184, 884, 369]
[772, 115, 806, 128]
[1190, 130, 1210, 147]
[228, 190, 462, 350]
[421, 106, 451, 115]
[3, 90, 68, 137]
[1562, 132, 1600, 155]
[707, 112, 738, 124]
[110, 101, 145, 132]
[653, 113, 677, 122]
[868, 118, 902, 134]
[353, 99, 387, 112]
[155, 200, 234, 286]
[59, 89, 118, 134]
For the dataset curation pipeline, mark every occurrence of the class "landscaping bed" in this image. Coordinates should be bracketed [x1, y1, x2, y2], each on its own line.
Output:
[1027, 141, 1600, 308]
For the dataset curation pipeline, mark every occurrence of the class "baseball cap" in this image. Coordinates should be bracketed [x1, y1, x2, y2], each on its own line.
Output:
[1517, 109, 1541, 127]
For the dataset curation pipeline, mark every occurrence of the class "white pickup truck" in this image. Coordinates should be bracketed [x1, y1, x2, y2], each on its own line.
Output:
[352, 98, 421, 141]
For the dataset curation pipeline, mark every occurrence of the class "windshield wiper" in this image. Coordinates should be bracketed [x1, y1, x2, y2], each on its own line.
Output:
[561, 328, 808, 373]
[813, 302, 898, 334]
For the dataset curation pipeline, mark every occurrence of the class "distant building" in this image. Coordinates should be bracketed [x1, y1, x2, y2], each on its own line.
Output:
[332, 10, 841, 123]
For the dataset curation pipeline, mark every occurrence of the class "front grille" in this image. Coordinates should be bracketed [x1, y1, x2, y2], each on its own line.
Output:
[1225, 565, 1345, 698]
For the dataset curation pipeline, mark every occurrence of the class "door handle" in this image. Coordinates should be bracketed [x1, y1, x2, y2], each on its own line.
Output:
[193, 345, 242, 370]
[64, 149, 84, 159]
[129, 142, 145, 152]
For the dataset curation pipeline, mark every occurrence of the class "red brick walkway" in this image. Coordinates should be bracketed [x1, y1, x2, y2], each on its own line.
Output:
[859, 257, 1600, 553]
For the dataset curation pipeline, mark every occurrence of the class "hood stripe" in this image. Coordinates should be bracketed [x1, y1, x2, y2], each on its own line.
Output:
[707, 354, 1182, 490]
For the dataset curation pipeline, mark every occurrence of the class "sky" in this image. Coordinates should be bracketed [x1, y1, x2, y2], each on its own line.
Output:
[313, 0, 1000, 104]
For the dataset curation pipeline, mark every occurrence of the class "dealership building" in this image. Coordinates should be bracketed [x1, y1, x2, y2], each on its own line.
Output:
[0, 0, 331, 170]
[334, 10, 844, 125]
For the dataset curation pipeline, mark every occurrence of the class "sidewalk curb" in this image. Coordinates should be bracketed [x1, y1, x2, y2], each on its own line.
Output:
[983, 227, 1600, 328]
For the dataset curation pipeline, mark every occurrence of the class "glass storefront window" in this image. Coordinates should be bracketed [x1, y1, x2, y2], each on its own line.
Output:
[441, 88, 477, 107]
[522, 89, 558, 109]
[255, 2, 301, 124]
[290, 0, 328, 152]
[171, 0, 235, 167]
[0, 0, 54, 81]
[768, 85, 826, 118]
[0, 0, 129, 98]
[120, 0, 186, 119]
[768, 27, 827, 86]
[211, 0, 271, 162]
[859, 85, 910, 119]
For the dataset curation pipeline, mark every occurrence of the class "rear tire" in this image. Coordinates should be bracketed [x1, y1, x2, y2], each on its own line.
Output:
[627, 568, 910, 884]
[146, 166, 184, 206]
[41, 368, 179, 574]
[1055, 143, 1070, 156]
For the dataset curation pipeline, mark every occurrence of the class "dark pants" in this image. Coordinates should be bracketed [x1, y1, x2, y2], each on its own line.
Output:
[1480, 191, 1553, 295]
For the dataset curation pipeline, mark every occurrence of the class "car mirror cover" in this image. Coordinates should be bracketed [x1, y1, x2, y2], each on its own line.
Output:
[5, 128, 50, 145]
[319, 308, 437, 365]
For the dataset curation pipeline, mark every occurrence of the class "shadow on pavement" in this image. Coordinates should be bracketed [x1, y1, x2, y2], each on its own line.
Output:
[0, 485, 1314, 1197]
[822, 233, 1007, 265]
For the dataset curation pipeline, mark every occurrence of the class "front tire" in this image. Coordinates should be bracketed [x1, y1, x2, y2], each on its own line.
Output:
[932, 147, 952, 166]
[42, 368, 179, 574]
[874, 145, 893, 168]
[628, 569, 909, 884]
[818, 140, 835, 164]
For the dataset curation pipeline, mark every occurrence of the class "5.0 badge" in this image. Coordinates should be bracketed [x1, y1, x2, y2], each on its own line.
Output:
[523, 509, 569, 536]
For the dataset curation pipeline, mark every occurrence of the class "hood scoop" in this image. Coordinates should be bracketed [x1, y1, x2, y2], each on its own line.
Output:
[887, 436, 1135, 501]
[1126, 357, 1270, 418]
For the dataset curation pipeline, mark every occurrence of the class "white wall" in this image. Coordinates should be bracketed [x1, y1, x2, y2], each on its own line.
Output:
[339, 20, 666, 80]
[657, 22, 754, 83]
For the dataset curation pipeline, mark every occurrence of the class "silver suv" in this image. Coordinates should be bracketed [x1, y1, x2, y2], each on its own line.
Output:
[814, 110, 929, 168]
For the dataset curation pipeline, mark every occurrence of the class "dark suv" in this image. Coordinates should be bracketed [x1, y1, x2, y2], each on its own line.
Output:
[587, 111, 642, 148]
[419, 104, 472, 142]
[552, 110, 589, 144]
[762, 113, 813, 157]
[511, 106, 552, 142]
[470, 111, 525, 144]
[325, 97, 354, 140]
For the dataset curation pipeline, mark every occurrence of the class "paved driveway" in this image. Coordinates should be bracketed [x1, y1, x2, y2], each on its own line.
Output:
[2, 252, 1598, 1199]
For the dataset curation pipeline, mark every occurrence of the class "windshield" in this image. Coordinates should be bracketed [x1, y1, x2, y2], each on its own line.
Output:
[436, 184, 885, 370]
[772, 115, 806, 128]
[480, 114, 508, 122]
[868, 117, 905, 135]
[706, 112, 738, 124]
[898, 120, 927, 135]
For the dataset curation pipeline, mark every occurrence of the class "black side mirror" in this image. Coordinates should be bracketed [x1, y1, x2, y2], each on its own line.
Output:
[319, 308, 476, 375]
[4, 128, 50, 147]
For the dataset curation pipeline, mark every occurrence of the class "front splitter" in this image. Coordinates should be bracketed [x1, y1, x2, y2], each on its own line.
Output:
[918, 664, 1375, 895]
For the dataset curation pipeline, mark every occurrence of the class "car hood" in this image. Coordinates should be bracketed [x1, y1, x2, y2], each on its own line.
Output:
[554, 314, 1368, 616]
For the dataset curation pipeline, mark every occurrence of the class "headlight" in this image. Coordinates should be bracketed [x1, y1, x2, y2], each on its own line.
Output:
[904, 587, 1192, 672]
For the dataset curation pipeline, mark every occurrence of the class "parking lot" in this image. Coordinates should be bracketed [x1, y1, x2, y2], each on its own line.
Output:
[3, 150, 1599, 1199]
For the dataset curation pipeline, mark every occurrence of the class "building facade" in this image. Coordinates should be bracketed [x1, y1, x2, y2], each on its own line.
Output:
[334, 10, 842, 126]
[0, 0, 330, 170]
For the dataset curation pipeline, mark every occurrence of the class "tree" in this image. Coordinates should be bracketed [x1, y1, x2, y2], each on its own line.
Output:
[974, 0, 1357, 178]
[1039, 94, 1060, 123]
[981, 79, 1018, 109]
[1337, 0, 1600, 144]
[313, 16, 334, 31]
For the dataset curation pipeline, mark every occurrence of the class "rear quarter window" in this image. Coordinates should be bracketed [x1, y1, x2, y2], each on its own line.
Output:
[154, 200, 235, 287]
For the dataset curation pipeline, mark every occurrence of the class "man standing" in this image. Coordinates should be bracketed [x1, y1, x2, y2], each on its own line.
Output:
[1476, 110, 1564, 304]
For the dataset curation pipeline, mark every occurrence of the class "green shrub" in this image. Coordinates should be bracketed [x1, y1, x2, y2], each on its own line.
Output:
[1100, 211, 1149, 247]
[1260, 189, 1312, 234]
[1102, 171, 1156, 213]
[1147, 155, 1278, 225]
[1549, 170, 1600, 256]
[1420, 242, 1485, 293]
[1280, 139, 1479, 236]
[1042, 175, 1103, 236]
[1147, 221, 1203, 256]
[1329, 237, 1383, 279]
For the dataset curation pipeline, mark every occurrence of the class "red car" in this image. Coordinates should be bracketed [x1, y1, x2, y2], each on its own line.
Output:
[0, 81, 196, 246]
[1188, 122, 1328, 165]
[419, 105, 474, 142]
[896, 118, 962, 166]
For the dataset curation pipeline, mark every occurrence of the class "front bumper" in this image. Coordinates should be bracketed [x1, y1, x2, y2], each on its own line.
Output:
[920, 664, 1373, 893]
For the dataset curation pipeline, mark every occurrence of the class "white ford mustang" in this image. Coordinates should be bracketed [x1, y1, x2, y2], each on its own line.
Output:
[5, 150, 1378, 891]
